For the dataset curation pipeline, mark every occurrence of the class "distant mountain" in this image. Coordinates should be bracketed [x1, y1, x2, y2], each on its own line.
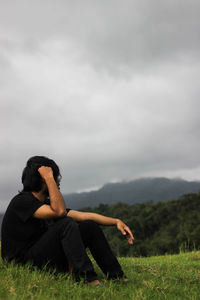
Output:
[64, 177, 200, 209]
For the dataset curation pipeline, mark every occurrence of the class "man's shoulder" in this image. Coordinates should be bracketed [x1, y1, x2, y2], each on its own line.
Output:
[7, 192, 36, 209]
[11, 191, 33, 201]
[2, 193, 34, 224]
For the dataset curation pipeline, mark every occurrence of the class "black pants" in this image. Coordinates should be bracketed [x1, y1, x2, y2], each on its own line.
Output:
[23, 217, 124, 282]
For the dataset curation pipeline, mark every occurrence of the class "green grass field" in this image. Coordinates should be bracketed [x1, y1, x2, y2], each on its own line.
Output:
[1, 251, 200, 300]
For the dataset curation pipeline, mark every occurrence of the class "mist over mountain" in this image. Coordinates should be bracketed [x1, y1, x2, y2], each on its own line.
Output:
[64, 177, 200, 209]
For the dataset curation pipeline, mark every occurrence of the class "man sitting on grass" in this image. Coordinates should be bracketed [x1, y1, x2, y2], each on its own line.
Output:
[1, 156, 134, 286]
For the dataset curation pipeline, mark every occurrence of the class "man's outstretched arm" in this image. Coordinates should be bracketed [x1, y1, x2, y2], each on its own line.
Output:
[67, 210, 134, 245]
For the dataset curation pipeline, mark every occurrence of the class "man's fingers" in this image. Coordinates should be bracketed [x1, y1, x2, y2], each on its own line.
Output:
[128, 237, 134, 245]
[124, 228, 134, 244]
[38, 166, 54, 180]
[121, 227, 133, 241]
[126, 227, 134, 239]
[124, 227, 134, 238]
[117, 220, 134, 244]
[120, 228, 126, 235]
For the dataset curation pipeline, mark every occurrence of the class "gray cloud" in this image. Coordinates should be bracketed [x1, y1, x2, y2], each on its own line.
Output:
[1, 0, 200, 212]
[1, 1, 200, 71]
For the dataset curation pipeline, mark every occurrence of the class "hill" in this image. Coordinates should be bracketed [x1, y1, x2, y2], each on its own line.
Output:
[64, 177, 200, 209]
[0, 251, 200, 299]
[81, 192, 200, 257]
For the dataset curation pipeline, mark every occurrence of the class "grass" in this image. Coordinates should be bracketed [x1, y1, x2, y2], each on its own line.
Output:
[1, 251, 200, 300]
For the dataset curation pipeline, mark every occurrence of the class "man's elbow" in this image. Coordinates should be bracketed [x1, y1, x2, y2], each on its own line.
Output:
[55, 210, 67, 218]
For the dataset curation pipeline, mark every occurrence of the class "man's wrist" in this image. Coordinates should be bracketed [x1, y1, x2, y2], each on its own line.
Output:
[114, 218, 120, 225]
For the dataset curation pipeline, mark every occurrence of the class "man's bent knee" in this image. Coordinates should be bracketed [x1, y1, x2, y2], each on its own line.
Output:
[79, 220, 101, 231]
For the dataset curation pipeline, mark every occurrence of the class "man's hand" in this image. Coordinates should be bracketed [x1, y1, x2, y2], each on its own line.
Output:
[116, 219, 134, 245]
[38, 166, 54, 182]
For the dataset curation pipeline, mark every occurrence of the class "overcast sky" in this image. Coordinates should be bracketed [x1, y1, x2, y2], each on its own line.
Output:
[1, 0, 200, 212]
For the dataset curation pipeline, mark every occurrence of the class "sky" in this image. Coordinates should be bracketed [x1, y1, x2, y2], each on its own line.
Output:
[1, 0, 200, 212]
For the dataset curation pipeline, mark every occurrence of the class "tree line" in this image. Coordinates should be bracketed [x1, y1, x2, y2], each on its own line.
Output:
[82, 193, 200, 257]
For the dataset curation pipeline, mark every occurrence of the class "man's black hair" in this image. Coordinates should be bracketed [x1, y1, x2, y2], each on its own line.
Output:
[22, 156, 61, 192]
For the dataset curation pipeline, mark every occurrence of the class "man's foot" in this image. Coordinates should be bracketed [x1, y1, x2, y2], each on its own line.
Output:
[109, 276, 129, 283]
[89, 280, 101, 286]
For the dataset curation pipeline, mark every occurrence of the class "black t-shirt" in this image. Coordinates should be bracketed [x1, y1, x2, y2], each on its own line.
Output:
[1, 192, 70, 263]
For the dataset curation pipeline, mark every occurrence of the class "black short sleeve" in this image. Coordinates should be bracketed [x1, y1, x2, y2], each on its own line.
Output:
[13, 193, 45, 222]
[1, 192, 48, 262]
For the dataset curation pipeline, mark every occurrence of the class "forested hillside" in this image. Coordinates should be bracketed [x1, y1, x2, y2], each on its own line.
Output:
[82, 193, 200, 257]
[64, 177, 200, 209]
[1, 191, 200, 258]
